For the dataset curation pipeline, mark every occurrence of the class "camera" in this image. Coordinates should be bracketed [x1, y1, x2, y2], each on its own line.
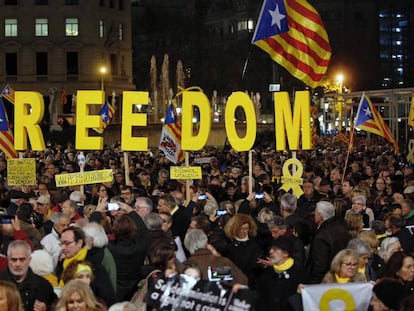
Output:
[216, 210, 227, 216]
[198, 194, 207, 200]
[107, 203, 120, 211]
[207, 266, 233, 282]
[255, 193, 265, 199]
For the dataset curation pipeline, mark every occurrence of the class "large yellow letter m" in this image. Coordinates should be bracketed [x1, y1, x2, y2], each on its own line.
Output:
[274, 91, 312, 151]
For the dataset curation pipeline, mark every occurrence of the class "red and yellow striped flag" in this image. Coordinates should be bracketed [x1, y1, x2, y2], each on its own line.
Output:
[251, 0, 331, 88]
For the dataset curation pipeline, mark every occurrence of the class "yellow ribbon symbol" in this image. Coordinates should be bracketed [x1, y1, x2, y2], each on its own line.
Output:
[280, 158, 304, 198]
[408, 139, 414, 164]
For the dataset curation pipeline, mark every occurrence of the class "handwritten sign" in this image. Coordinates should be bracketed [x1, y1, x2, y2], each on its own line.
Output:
[55, 169, 113, 187]
[170, 166, 202, 180]
[7, 158, 36, 185]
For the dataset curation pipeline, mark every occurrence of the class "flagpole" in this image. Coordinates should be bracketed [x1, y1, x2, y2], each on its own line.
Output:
[185, 152, 190, 203]
[124, 151, 130, 186]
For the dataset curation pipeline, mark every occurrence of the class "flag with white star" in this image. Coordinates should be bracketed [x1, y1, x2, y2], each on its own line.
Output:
[159, 103, 184, 163]
[0, 98, 17, 158]
[251, 0, 331, 88]
[355, 92, 399, 152]
[93, 102, 115, 134]
[1, 84, 15, 104]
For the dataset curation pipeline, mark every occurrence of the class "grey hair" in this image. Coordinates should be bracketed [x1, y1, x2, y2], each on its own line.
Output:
[352, 194, 366, 205]
[347, 238, 371, 256]
[7, 239, 32, 257]
[184, 229, 208, 254]
[136, 196, 153, 212]
[82, 222, 108, 247]
[51, 212, 70, 225]
[203, 199, 219, 217]
[108, 301, 138, 311]
[316, 201, 335, 220]
[378, 237, 400, 262]
[280, 193, 297, 213]
[144, 213, 164, 231]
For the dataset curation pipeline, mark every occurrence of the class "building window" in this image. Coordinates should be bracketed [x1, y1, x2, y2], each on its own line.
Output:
[36, 52, 48, 75]
[65, 18, 78, 37]
[5, 19, 18, 37]
[64, 0, 79, 4]
[109, 0, 114, 8]
[119, 0, 124, 10]
[35, 18, 48, 37]
[5, 0, 17, 4]
[67, 52, 78, 75]
[110, 54, 118, 75]
[99, 0, 104, 6]
[118, 23, 123, 40]
[35, 0, 48, 4]
[99, 20, 105, 38]
[5, 53, 17, 75]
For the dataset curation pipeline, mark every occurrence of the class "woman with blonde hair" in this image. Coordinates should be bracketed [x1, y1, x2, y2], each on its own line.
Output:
[224, 214, 262, 287]
[0, 280, 24, 311]
[322, 248, 366, 283]
[55, 279, 106, 311]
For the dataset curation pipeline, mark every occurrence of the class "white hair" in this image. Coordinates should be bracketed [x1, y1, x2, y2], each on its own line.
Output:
[184, 229, 208, 254]
[316, 201, 335, 220]
[82, 222, 108, 247]
[108, 301, 138, 311]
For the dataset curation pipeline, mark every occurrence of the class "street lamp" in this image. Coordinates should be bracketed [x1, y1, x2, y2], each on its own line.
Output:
[336, 73, 344, 131]
[100, 66, 107, 91]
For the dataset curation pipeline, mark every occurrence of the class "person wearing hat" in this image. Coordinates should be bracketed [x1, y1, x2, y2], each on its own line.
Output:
[371, 278, 405, 311]
[33, 195, 55, 235]
[6, 189, 28, 216]
[256, 235, 309, 311]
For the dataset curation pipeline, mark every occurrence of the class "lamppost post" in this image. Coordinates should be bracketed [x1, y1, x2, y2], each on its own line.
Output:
[337, 74, 344, 131]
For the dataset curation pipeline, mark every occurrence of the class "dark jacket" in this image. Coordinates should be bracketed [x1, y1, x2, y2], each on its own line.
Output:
[256, 261, 310, 311]
[307, 216, 351, 283]
[171, 206, 191, 242]
[108, 211, 150, 301]
[0, 267, 57, 311]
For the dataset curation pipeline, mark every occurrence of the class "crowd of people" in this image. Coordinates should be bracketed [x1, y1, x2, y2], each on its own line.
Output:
[0, 135, 414, 310]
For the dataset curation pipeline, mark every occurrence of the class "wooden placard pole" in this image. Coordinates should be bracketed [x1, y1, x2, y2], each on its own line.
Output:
[124, 151, 130, 186]
[185, 151, 190, 203]
[249, 149, 253, 194]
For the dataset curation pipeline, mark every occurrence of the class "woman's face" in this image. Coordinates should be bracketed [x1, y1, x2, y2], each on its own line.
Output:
[339, 256, 358, 278]
[237, 223, 250, 239]
[0, 288, 8, 311]
[375, 178, 386, 191]
[398, 256, 414, 282]
[98, 186, 107, 198]
[75, 271, 92, 286]
[67, 291, 86, 311]
[351, 200, 364, 213]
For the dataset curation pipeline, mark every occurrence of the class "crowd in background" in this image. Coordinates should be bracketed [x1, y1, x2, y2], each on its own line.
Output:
[1, 135, 414, 310]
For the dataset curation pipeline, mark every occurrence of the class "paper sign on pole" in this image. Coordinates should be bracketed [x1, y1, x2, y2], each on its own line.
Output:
[55, 169, 113, 187]
[170, 166, 202, 180]
[7, 158, 36, 185]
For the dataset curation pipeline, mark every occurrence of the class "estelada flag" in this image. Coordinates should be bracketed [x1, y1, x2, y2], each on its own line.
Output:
[251, 0, 331, 88]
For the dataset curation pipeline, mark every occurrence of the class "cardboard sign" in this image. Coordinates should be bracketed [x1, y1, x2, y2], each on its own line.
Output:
[7, 158, 36, 185]
[170, 166, 202, 180]
[55, 169, 113, 187]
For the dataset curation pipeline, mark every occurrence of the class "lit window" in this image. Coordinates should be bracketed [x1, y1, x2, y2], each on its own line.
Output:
[65, 18, 78, 37]
[5, 19, 18, 37]
[99, 20, 105, 38]
[35, 18, 48, 37]
[118, 23, 123, 40]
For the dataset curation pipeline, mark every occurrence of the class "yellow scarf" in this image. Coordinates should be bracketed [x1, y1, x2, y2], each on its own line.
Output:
[334, 273, 350, 283]
[62, 246, 88, 270]
[273, 257, 294, 272]
[358, 266, 366, 275]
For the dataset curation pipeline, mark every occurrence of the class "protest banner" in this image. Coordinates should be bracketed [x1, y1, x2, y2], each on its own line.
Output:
[148, 274, 253, 311]
[55, 169, 113, 187]
[170, 166, 202, 180]
[7, 158, 36, 185]
[302, 282, 373, 311]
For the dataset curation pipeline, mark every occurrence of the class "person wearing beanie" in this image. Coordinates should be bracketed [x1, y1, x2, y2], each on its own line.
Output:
[256, 235, 309, 311]
[371, 278, 405, 310]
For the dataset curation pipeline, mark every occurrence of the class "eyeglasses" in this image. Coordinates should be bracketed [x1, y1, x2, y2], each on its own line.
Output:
[342, 262, 358, 267]
[60, 240, 75, 246]
[121, 192, 131, 195]
[99, 189, 107, 192]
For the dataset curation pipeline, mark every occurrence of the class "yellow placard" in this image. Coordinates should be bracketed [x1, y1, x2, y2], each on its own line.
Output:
[55, 169, 113, 187]
[170, 166, 202, 180]
[7, 158, 36, 186]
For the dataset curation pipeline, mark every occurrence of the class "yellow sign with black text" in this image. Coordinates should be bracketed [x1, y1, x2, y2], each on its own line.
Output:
[170, 166, 202, 180]
[55, 169, 113, 187]
[7, 158, 36, 186]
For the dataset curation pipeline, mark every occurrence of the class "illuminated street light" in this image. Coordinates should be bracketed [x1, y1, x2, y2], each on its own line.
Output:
[100, 66, 107, 91]
[336, 73, 344, 131]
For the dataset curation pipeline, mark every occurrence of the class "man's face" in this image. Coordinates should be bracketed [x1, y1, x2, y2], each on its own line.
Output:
[8, 246, 31, 280]
[61, 200, 74, 217]
[303, 182, 314, 197]
[55, 218, 71, 234]
[341, 181, 353, 195]
[269, 226, 286, 239]
[35, 202, 50, 216]
[157, 199, 171, 213]
[121, 189, 134, 204]
[60, 230, 83, 259]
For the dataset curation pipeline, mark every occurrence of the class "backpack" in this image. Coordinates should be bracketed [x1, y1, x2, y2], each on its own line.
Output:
[131, 269, 161, 310]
